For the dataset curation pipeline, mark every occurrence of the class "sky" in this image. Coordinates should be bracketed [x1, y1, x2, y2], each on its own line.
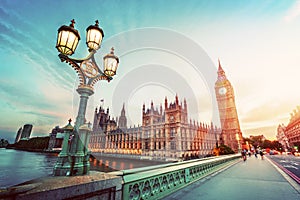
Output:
[1, 0, 300, 142]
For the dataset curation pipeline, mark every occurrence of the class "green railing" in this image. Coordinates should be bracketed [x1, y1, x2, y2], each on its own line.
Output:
[116, 154, 240, 200]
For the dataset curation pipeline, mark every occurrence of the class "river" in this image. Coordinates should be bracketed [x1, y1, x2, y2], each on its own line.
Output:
[0, 149, 167, 188]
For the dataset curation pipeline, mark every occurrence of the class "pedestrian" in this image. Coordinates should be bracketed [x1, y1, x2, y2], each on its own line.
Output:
[241, 149, 247, 161]
[259, 150, 264, 160]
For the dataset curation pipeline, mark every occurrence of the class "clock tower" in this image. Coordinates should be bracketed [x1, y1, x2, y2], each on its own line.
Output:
[215, 60, 243, 152]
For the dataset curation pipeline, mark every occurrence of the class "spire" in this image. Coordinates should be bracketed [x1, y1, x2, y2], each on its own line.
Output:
[121, 103, 125, 116]
[217, 59, 226, 77]
[175, 94, 179, 105]
[165, 97, 168, 110]
[119, 103, 127, 129]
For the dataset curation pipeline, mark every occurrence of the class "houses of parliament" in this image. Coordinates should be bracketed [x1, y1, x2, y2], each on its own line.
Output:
[89, 60, 243, 160]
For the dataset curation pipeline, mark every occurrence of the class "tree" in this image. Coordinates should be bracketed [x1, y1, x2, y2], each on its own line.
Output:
[0, 139, 9, 148]
[271, 141, 282, 151]
[242, 136, 282, 150]
[219, 144, 235, 155]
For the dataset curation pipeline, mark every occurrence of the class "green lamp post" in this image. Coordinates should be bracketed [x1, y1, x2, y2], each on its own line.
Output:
[53, 19, 119, 176]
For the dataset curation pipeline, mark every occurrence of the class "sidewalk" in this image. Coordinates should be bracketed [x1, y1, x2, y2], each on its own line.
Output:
[164, 155, 300, 200]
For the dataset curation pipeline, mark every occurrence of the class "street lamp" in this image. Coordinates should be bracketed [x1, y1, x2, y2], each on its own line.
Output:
[53, 19, 119, 176]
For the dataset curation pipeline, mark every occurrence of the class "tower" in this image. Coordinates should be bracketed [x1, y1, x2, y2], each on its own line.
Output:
[164, 95, 188, 158]
[215, 60, 243, 152]
[15, 127, 22, 143]
[20, 124, 32, 140]
[118, 103, 127, 130]
[142, 100, 164, 152]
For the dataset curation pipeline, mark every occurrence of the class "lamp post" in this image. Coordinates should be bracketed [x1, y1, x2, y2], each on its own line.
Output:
[53, 19, 119, 176]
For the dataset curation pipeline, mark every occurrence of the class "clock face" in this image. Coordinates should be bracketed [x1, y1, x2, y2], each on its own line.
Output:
[219, 87, 227, 95]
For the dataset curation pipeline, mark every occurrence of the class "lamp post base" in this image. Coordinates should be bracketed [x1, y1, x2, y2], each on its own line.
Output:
[53, 123, 92, 176]
[53, 155, 71, 176]
[53, 154, 90, 176]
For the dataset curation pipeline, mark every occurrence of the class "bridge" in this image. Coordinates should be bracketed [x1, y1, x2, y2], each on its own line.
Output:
[1, 154, 299, 200]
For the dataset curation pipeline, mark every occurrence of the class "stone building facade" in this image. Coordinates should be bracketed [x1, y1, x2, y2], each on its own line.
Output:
[276, 124, 289, 151]
[284, 106, 300, 148]
[89, 95, 220, 160]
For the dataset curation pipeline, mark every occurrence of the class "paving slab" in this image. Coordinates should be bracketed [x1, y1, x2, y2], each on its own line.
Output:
[164, 155, 300, 200]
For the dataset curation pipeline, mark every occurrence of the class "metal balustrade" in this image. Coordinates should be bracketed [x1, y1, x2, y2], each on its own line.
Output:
[116, 154, 240, 200]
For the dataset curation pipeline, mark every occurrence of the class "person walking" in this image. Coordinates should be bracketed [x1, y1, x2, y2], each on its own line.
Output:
[241, 149, 247, 161]
[259, 150, 264, 160]
[254, 149, 258, 158]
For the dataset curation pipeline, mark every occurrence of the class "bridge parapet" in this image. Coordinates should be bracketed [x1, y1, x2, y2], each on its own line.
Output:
[2, 155, 240, 200]
[116, 154, 240, 200]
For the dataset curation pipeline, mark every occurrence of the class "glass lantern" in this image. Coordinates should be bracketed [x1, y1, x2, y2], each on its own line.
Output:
[103, 47, 119, 77]
[56, 19, 80, 55]
[86, 20, 104, 51]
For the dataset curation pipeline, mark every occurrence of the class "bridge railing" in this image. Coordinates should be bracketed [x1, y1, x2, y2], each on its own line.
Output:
[114, 154, 240, 200]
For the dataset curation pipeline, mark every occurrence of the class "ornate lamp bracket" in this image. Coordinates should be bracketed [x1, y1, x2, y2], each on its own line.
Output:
[58, 50, 112, 88]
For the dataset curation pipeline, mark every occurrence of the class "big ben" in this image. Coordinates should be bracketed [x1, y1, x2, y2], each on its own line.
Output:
[215, 60, 243, 152]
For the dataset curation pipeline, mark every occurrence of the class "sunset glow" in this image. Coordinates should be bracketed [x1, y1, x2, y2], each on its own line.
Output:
[1, 0, 300, 142]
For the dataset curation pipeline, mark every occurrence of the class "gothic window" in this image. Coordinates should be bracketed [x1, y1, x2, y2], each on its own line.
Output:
[171, 140, 176, 150]
[171, 128, 176, 137]
[170, 115, 174, 122]
[145, 141, 149, 149]
[145, 131, 150, 138]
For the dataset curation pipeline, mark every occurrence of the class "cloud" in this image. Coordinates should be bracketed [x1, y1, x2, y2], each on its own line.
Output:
[284, 1, 300, 22]
[240, 98, 294, 125]
[0, 129, 16, 143]
[0, 5, 80, 133]
[243, 125, 277, 140]
[0, 81, 54, 109]
[21, 111, 58, 120]
[0, 6, 75, 91]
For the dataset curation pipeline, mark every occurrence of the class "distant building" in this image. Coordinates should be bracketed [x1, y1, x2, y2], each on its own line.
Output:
[89, 95, 221, 160]
[15, 124, 33, 142]
[15, 127, 22, 143]
[47, 126, 64, 151]
[276, 124, 289, 150]
[20, 124, 33, 140]
[284, 106, 300, 148]
[214, 60, 243, 152]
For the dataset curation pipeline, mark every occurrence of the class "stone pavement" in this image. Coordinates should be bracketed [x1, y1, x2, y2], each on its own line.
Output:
[164, 155, 300, 200]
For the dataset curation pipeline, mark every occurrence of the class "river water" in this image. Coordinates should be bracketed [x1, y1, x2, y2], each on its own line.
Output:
[0, 149, 167, 188]
[0, 148, 59, 187]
